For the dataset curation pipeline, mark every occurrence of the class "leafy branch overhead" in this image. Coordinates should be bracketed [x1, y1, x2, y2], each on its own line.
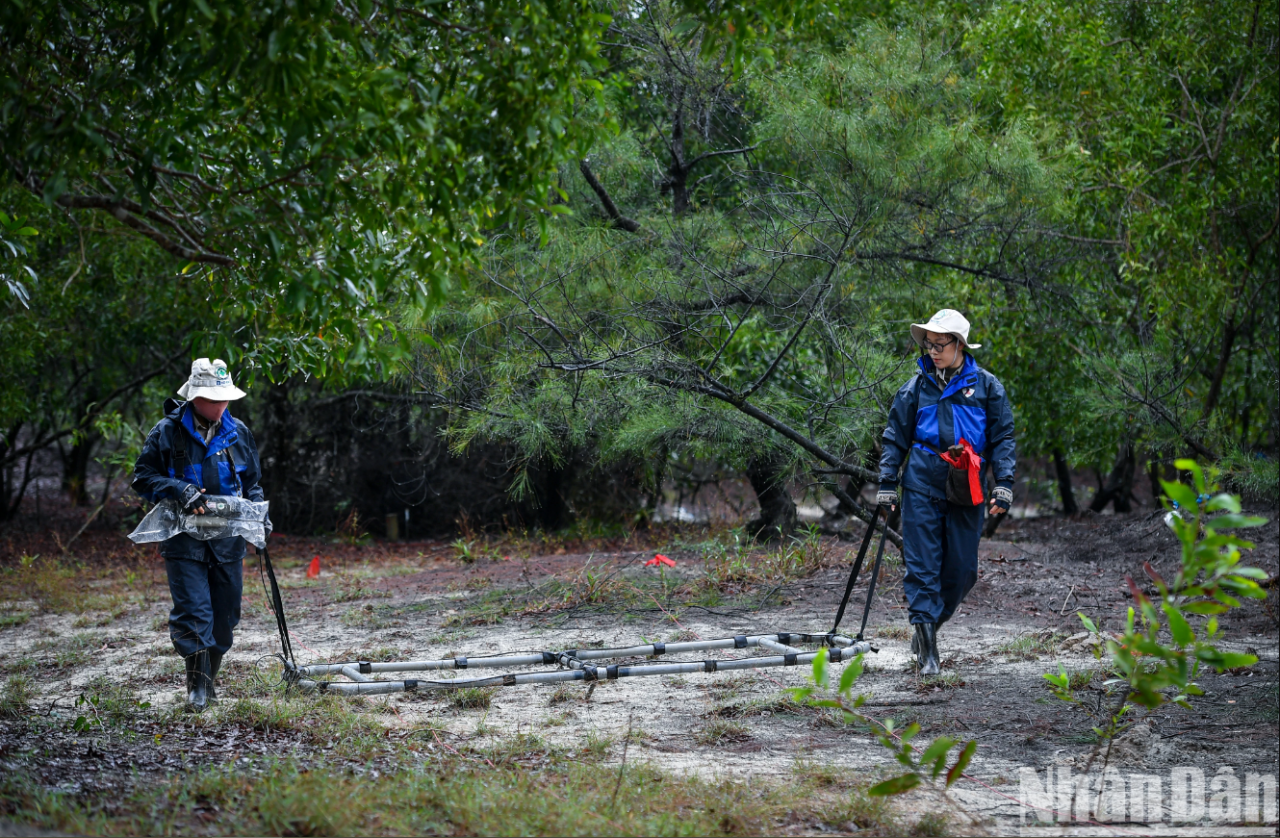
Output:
[1, 0, 610, 369]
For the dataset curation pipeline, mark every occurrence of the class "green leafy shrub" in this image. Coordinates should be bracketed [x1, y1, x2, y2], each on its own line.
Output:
[1045, 460, 1268, 723]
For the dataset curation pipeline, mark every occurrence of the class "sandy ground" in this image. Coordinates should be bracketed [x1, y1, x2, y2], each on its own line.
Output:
[2, 510, 1278, 836]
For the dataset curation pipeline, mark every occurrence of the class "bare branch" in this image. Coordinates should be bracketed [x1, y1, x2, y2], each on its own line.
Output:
[579, 160, 642, 233]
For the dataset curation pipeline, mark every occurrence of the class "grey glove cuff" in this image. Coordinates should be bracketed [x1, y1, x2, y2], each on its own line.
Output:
[178, 484, 203, 511]
[992, 486, 1013, 508]
[876, 490, 898, 508]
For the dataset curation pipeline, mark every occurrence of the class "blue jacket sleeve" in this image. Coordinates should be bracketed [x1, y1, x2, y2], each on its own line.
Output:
[985, 375, 1016, 490]
[878, 377, 919, 491]
[235, 422, 266, 503]
[132, 421, 188, 503]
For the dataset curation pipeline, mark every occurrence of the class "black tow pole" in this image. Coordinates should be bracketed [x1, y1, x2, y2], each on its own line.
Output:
[830, 507, 891, 642]
[258, 546, 297, 677]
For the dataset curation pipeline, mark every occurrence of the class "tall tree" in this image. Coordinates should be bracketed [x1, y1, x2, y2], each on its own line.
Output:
[415, 25, 1054, 537]
[2, 0, 610, 374]
[969, 0, 1279, 468]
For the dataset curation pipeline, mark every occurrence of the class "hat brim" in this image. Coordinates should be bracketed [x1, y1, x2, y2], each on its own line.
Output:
[910, 323, 979, 350]
[178, 383, 247, 401]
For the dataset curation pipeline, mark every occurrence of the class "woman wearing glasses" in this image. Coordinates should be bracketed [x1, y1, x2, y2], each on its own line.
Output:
[876, 310, 1016, 675]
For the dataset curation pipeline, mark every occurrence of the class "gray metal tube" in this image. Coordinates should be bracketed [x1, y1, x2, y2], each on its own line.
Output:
[299, 653, 550, 678]
[757, 637, 804, 655]
[370, 653, 549, 672]
[340, 665, 372, 683]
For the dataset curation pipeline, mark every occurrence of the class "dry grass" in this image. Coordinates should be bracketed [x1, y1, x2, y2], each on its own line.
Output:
[448, 686, 498, 710]
[695, 718, 751, 745]
[996, 632, 1066, 660]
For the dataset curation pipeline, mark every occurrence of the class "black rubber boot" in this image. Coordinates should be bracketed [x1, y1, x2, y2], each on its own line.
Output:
[914, 623, 940, 676]
[184, 649, 212, 713]
[208, 651, 223, 704]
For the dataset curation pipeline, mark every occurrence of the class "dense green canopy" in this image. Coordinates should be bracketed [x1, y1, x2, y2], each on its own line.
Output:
[2, 0, 1276, 528]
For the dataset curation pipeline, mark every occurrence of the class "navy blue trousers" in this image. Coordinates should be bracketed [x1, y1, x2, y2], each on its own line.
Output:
[165, 551, 243, 658]
[901, 489, 984, 625]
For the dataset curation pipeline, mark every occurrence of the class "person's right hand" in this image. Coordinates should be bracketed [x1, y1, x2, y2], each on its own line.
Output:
[876, 489, 898, 516]
[179, 484, 208, 515]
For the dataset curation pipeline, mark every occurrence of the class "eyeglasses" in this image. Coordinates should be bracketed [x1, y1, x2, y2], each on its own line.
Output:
[923, 337, 955, 353]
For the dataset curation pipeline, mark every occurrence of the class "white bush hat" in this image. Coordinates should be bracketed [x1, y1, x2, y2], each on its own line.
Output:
[177, 358, 247, 401]
[910, 309, 981, 350]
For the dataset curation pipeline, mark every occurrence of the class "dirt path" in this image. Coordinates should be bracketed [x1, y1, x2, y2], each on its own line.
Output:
[2, 511, 1277, 835]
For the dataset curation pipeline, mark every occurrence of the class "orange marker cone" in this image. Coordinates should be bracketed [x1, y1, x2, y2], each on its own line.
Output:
[307, 556, 320, 578]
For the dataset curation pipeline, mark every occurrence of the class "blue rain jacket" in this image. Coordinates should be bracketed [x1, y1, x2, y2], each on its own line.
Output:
[132, 401, 264, 563]
[878, 354, 1016, 501]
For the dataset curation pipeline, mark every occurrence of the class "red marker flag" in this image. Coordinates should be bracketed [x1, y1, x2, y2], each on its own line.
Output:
[645, 553, 676, 568]
[307, 556, 320, 578]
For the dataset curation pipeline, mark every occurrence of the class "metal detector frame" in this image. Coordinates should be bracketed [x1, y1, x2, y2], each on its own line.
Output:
[266, 508, 893, 697]
[288, 633, 874, 695]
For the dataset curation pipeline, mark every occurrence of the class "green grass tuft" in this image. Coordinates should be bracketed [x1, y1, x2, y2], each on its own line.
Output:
[0, 674, 37, 719]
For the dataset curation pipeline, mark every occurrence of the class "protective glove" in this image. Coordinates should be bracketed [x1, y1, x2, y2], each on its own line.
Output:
[178, 484, 205, 513]
[876, 489, 898, 509]
[992, 486, 1013, 511]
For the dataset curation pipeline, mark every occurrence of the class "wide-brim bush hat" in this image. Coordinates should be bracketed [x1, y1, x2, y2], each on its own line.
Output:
[177, 358, 247, 401]
[910, 309, 981, 350]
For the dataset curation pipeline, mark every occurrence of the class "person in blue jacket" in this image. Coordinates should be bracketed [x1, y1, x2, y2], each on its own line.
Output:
[133, 358, 264, 711]
[877, 310, 1015, 675]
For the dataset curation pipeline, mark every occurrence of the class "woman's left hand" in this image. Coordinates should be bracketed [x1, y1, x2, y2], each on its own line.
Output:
[988, 500, 1007, 515]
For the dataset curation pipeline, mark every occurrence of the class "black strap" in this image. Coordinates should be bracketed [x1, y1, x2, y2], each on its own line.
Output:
[224, 447, 243, 498]
[170, 430, 189, 475]
[831, 511, 879, 634]
[856, 523, 890, 642]
[914, 439, 947, 457]
[259, 546, 295, 665]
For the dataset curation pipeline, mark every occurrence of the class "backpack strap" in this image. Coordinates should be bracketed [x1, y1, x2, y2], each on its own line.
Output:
[224, 446, 243, 497]
[165, 404, 191, 479]
[170, 430, 189, 477]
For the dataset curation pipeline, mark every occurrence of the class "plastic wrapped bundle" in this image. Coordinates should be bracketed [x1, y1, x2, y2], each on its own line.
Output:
[129, 496, 272, 549]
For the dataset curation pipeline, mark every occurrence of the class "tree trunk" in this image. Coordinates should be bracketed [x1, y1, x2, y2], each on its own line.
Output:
[1202, 309, 1239, 417]
[536, 463, 571, 531]
[666, 101, 692, 216]
[746, 457, 796, 540]
[263, 373, 295, 522]
[61, 433, 97, 506]
[1053, 448, 1079, 515]
[1090, 442, 1136, 513]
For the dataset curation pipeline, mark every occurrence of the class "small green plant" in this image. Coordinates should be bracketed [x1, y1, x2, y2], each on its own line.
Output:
[71, 678, 150, 731]
[795, 651, 975, 798]
[996, 632, 1063, 660]
[1045, 461, 1267, 714]
[0, 611, 30, 628]
[581, 730, 612, 759]
[449, 686, 497, 710]
[332, 507, 371, 547]
[331, 575, 389, 604]
[917, 672, 965, 691]
[72, 693, 104, 732]
[452, 538, 478, 564]
[0, 675, 36, 718]
[1065, 669, 1095, 692]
